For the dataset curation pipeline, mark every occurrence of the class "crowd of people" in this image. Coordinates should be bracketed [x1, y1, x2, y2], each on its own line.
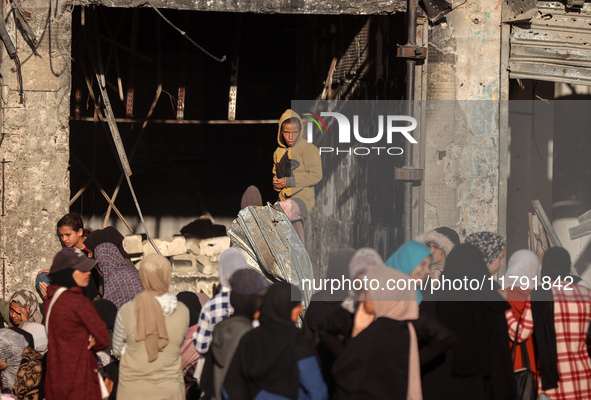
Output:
[0, 112, 590, 400]
[0, 212, 589, 400]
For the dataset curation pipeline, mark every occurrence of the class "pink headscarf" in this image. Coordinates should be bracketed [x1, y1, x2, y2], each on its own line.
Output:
[366, 266, 421, 400]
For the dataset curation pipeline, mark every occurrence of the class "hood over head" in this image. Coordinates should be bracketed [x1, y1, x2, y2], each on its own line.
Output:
[415, 230, 456, 258]
[277, 109, 304, 148]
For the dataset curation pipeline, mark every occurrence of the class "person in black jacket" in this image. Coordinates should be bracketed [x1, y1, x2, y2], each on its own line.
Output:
[222, 282, 328, 400]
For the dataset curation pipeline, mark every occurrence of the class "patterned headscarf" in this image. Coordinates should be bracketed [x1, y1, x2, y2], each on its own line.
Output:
[95, 243, 143, 309]
[12, 346, 43, 398]
[0, 329, 28, 390]
[9, 290, 43, 324]
[465, 232, 506, 267]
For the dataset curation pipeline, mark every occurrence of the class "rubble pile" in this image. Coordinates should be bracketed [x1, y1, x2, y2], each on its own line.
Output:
[122, 218, 230, 297]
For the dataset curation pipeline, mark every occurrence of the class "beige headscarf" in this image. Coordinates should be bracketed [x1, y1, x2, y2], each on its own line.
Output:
[135, 254, 171, 362]
[9, 289, 43, 324]
[366, 266, 421, 400]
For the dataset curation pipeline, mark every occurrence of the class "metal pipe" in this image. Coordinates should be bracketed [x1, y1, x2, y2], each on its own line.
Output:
[403, 0, 418, 242]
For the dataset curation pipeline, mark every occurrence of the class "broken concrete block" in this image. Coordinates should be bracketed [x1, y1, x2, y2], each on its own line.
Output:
[196, 255, 215, 275]
[122, 235, 143, 255]
[199, 236, 230, 257]
[185, 237, 201, 255]
[143, 236, 187, 257]
[196, 278, 220, 298]
[171, 254, 198, 276]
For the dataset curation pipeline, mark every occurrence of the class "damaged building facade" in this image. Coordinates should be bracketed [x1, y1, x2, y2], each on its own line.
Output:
[0, 0, 590, 295]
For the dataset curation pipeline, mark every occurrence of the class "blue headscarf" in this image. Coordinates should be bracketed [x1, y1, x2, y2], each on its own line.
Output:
[386, 240, 433, 304]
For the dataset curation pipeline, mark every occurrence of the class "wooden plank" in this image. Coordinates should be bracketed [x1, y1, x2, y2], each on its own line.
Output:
[531, 199, 563, 247]
[569, 220, 591, 240]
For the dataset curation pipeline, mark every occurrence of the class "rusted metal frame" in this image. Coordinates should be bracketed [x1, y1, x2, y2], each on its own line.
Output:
[394, 168, 424, 181]
[93, 18, 160, 255]
[177, 14, 187, 120]
[396, 44, 427, 60]
[228, 16, 242, 120]
[68, 180, 92, 207]
[70, 153, 133, 233]
[99, 8, 126, 101]
[401, 0, 419, 242]
[103, 14, 163, 228]
[102, 84, 162, 228]
[71, 117, 279, 124]
[126, 10, 139, 118]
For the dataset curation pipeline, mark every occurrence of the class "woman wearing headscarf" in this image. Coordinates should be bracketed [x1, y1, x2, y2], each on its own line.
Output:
[94, 243, 143, 309]
[504, 249, 538, 375]
[84, 226, 130, 259]
[415, 227, 460, 280]
[44, 247, 110, 400]
[112, 254, 189, 400]
[465, 232, 507, 275]
[202, 269, 269, 400]
[386, 241, 432, 304]
[386, 241, 457, 369]
[423, 244, 516, 400]
[223, 282, 327, 400]
[506, 246, 591, 400]
[194, 248, 249, 356]
[0, 289, 44, 328]
[303, 248, 356, 398]
[332, 265, 421, 400]
[345, 248, 388, 338]
[0, 328, 29, 392]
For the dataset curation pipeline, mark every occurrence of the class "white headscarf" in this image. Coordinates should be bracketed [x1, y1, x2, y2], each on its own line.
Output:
[505, 249, 539, 290]
[219, 248, 249, 289]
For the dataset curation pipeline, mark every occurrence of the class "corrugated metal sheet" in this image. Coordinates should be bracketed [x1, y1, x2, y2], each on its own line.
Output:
[227, 204, 316, 309]
[509, 3, 591, 85]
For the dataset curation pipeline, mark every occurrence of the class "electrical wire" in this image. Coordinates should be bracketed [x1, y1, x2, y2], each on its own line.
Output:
[146, 1, 226, 63]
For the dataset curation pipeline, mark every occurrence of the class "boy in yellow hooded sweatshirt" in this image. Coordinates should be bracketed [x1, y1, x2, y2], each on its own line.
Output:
[272, 109, 322, 224]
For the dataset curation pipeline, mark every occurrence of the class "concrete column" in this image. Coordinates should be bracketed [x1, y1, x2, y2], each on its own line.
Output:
[423, 0, 503, 238]
[0, 0, 70, 297]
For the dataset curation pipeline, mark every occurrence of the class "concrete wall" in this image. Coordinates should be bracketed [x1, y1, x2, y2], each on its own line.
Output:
[422, 0, 503, 239]
[0, 0, 71, 298]
[94, 0, 406, 15]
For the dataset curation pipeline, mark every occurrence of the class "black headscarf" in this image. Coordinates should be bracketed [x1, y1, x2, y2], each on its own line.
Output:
[436, 244, 516, 400]
[434, 227, 461, 247]
[48, 267, 99, 300]
[230, 293, 260, 320]
[529, 247, 568, 391]
[176, 292, 202, 327]
[84, 226, 129, 258]
[93, 299, 118, 331]
[224, 282, 312, 400]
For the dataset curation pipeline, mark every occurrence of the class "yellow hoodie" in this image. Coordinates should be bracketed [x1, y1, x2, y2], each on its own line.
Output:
[273, 109, 323, 215]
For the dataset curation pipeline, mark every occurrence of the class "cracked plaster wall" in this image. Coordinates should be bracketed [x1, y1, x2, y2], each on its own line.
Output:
[0, 0, 71, 298]
[423, 0, 502, 238]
